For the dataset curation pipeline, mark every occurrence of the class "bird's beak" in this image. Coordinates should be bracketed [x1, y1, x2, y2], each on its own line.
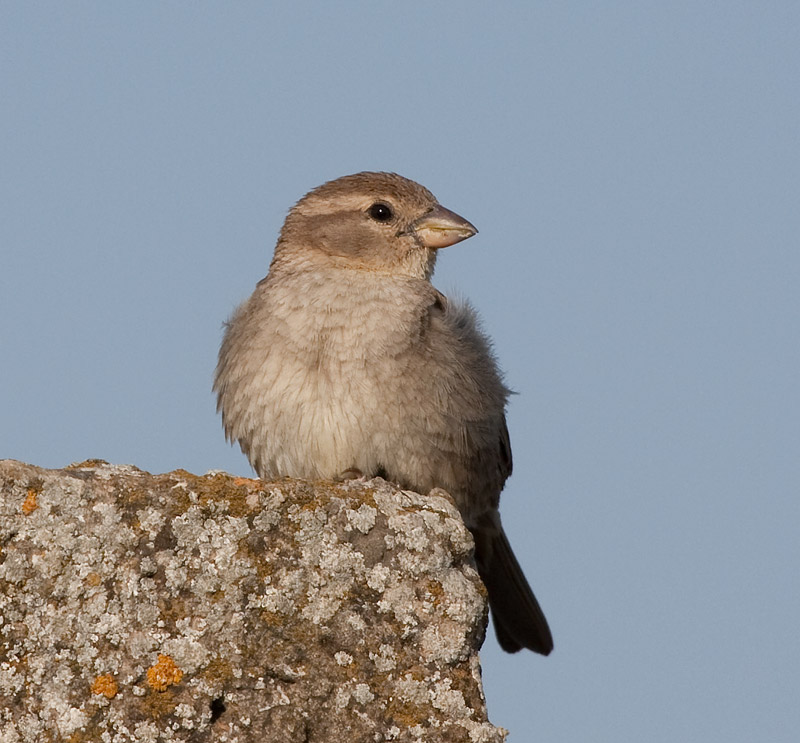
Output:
[410, 204, 478, 249]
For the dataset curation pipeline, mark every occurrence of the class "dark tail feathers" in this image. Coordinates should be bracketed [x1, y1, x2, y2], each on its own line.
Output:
[476, 523, 553, 655]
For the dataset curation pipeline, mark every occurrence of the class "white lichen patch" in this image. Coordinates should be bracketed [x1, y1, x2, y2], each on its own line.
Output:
[430, 678, 472, 720]
[55, 705, 88, 736]
[467, 721, 509, 742]
[162, 637, 210, 675]
[344, 611, 367, 633]
[283, 510, 376, 624]
[0, 662, 24, 696]
[351, 683, 374, 705]
[393, 672, 429, 707]
[419, 620, 469, 664]
[136, 507, 167, 541]
[345, 503, 377, 534]
[368, 644, 397, 672]
[333, 681, 375, 709]
[170, 509, 253, 596]
[174, 703, 197, 730]
[248, 584, 296, 615]
[90, 463, 143, 480]
[366, 563, 391, 592]
[377, 583, 418, 631]
[440, 570, 485, 623]
[334, 651, 353, 666]
[252, 487, 287, 530]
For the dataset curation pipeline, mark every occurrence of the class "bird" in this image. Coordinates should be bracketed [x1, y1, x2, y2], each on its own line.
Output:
[214, 172, 553, 655]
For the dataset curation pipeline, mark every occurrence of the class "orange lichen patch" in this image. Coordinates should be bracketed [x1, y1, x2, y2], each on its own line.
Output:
[86, 572, 102, 587]
[21, 489, 39, 515]
[425, 579, 445, 607]
[91, 674, 118, 698]
[146, 654, 183, 691]
[233, 476, 259, 487]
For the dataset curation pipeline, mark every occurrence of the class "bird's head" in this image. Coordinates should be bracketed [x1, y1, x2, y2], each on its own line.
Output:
[273, 172, 477, 280]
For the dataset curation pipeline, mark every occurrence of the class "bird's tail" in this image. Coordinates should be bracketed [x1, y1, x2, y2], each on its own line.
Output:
[474, 517, 553, 655]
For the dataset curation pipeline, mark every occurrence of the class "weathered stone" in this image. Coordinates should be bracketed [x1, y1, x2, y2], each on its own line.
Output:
[0, 460, 505, 742]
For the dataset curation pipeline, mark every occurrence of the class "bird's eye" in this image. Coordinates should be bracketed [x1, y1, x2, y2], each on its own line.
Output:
[368, 203, 394, 222]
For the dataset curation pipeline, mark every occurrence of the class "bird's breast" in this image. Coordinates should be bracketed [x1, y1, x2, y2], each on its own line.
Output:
[243, 270, 435, 479]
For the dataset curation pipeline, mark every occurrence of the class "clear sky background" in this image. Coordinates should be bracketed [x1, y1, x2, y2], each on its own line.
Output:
[2, 3, 798, 741]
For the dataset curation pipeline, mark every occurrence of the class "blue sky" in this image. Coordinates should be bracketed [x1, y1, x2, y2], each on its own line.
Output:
[2, 3, 798, 740]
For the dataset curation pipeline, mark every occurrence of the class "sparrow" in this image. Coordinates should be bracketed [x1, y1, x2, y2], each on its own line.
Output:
[214, 172, 553, 654]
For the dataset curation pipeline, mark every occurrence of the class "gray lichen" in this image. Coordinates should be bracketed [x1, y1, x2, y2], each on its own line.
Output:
[0, 459, 505, 742]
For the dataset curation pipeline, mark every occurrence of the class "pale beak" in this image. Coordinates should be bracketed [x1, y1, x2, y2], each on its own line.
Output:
[410, 204, 478, 249]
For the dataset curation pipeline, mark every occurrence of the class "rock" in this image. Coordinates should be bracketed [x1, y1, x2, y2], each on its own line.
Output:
[0, 460, 506, 742]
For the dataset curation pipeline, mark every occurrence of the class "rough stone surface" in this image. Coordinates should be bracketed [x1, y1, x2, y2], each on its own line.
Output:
[0, 460, 506, 742]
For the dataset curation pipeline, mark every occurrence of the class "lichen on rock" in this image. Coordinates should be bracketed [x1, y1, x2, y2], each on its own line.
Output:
[0, 459, 505, 742]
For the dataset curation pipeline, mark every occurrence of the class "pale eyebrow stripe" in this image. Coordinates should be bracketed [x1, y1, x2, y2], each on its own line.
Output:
[297, 194, 392, 217]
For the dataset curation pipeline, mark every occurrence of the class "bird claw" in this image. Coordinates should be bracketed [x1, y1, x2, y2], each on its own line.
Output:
[336, 467, 365, 481]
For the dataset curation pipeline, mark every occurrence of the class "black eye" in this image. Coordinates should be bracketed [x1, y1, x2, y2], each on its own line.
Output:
[368, 202, 394, 222]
